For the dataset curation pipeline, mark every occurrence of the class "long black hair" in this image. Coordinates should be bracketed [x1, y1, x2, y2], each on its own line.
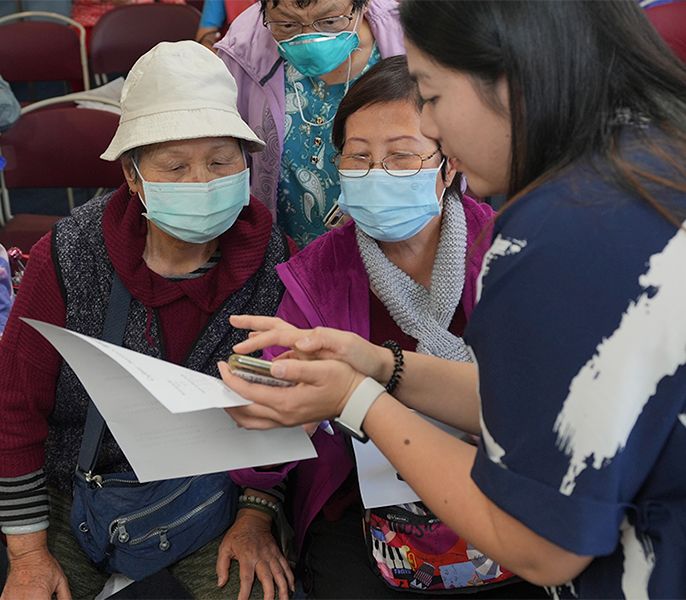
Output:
[400, 0, 686, 223]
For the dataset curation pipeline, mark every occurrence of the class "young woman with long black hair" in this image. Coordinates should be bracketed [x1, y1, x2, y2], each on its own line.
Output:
[219, 2, 686, 596]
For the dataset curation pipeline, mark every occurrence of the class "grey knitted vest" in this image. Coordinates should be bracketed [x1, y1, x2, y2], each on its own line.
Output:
[45, 193, 288, 494]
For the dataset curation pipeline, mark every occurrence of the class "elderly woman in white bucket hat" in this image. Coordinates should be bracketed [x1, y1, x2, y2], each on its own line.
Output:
[0, 41, 295, 600]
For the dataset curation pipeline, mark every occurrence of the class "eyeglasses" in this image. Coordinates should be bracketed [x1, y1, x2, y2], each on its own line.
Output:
[334, 148, 442, 178]
[263, 9, 355, 38]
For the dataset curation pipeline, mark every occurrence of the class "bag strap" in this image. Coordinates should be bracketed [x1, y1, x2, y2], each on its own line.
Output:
[76, 272, 132, 475]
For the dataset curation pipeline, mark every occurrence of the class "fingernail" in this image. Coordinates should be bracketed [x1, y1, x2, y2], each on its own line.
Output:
[272, 363, 286, 378]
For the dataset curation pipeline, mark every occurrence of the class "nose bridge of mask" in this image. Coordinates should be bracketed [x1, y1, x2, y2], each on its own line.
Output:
[139, 168, 250, 244]
[133, 157, 246, 195]
[276, 13, 360, 78]
[338, 166, 442, 240]
[147, 169, 249, 210]
[340, 167, 443, 208]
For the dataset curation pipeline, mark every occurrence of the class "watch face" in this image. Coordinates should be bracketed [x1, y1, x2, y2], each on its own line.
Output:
[333, 419, 369, 443]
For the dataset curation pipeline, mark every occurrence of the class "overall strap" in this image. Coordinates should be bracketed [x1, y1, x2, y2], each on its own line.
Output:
[76, 272, 132, 475]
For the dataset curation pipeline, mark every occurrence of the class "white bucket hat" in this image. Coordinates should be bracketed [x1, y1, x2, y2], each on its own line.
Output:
[101, 40, 265, 161]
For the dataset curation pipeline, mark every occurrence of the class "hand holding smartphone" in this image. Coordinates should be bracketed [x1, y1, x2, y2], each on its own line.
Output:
[227, 354, 295, 387]
[227, 355, 335, 435]
[323, 202, 348, 229]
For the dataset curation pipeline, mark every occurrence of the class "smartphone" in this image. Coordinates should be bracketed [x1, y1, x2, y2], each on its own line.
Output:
[323, 202, 348, 229]
[227, 354, 295, 387]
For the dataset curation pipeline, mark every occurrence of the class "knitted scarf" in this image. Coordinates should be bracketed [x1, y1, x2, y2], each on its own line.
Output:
[356, 192, 472, 362]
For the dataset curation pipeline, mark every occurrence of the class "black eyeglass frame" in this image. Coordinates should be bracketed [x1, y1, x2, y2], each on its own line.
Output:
[263, 8, 356, 37]
[334, 148, 442, 178]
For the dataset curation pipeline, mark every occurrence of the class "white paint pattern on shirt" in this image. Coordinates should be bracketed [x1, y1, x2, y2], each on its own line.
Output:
[545, 582, 578, 599]
[472, 349, 507, 467]
[679, 414, 686, 429]
[620, 518, 655, 599]
[480, 407, 506, 467]
[475, 235, 527, 302]
[554, 226, 686, 495]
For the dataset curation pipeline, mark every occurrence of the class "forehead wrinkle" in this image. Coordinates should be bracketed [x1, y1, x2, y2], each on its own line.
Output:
[146, 140, 240, 161]
[269, 0, 347, 20]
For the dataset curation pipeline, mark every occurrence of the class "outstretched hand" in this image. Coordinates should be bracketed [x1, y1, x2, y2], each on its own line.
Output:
[219, 354, 365, 430]
[230, 315, 392, 384]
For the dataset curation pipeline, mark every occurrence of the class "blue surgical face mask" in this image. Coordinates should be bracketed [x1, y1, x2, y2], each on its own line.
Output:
[133, 161, 250, 244]
[338, 167, 443, 242]
[275, 15, 360, 77]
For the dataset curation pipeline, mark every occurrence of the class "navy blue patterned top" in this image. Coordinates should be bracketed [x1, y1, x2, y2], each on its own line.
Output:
[466, 132, 686, 598]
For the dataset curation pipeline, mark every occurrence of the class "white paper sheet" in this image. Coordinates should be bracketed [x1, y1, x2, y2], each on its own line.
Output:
[94, 574, 134, 600]
[23, 319, 316, 482]
[353, 415, 474, 509]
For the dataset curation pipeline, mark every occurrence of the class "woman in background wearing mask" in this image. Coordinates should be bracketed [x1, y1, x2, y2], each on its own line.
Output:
[0, 41, 295, 600]
[229, 57, 543, 599]
[215, 0, 404, 247]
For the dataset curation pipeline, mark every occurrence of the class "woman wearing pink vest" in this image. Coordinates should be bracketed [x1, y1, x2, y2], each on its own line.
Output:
[228, 57, 544, 599]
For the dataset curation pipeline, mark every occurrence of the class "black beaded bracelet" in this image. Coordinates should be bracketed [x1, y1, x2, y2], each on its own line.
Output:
[382, 340, 404, 394]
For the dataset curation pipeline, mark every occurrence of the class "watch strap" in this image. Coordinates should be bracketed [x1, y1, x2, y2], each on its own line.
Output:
[334, 377, 385, 442]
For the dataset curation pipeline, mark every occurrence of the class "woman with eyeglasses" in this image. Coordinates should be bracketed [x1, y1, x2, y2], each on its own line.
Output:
[226, 56, 544, 599]
[215, 0, 404, 247]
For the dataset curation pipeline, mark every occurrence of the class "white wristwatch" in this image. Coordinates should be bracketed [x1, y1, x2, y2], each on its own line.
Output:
[334, 377, 386, 442]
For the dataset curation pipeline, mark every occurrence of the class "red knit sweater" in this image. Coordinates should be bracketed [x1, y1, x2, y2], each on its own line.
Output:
[0, 186, 295, 477]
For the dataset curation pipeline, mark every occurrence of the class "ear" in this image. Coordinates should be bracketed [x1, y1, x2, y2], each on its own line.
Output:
[121, 158, 141, 197]
[442, 157, 459, 188]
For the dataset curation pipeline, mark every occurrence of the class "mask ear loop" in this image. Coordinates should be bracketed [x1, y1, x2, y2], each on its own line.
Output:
[238, 140, 253, 194]
[239, 140, 249, 172]
[438, 154, 467, 200]
[130, 158, 149, 210]
[347, 10, 362, 41]
[436, 158, 448, 204]
[290, 10, 362, 128]
[292, 59, 353, 128]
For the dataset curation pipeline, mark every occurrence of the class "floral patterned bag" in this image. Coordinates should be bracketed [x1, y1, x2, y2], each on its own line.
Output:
[364, 502, 516, 592]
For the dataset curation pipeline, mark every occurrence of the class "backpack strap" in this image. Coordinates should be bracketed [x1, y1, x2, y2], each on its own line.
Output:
[76, 272, 131, 477]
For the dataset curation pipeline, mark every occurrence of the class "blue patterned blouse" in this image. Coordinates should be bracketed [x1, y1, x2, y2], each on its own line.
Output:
[278, 46, 381, 248]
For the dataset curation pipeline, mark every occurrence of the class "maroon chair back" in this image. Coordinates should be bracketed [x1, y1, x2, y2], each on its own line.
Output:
[646, 1, 686, 62]
[0, 107, 122, 189]
[90, 3, 201, 76]
[186, 0, 205, 12]
[0, 106, 122, 248]
[0, 20, 84, 84]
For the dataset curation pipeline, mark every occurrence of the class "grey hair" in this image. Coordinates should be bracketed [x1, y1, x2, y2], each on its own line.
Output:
[120, 147, 143, 182]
